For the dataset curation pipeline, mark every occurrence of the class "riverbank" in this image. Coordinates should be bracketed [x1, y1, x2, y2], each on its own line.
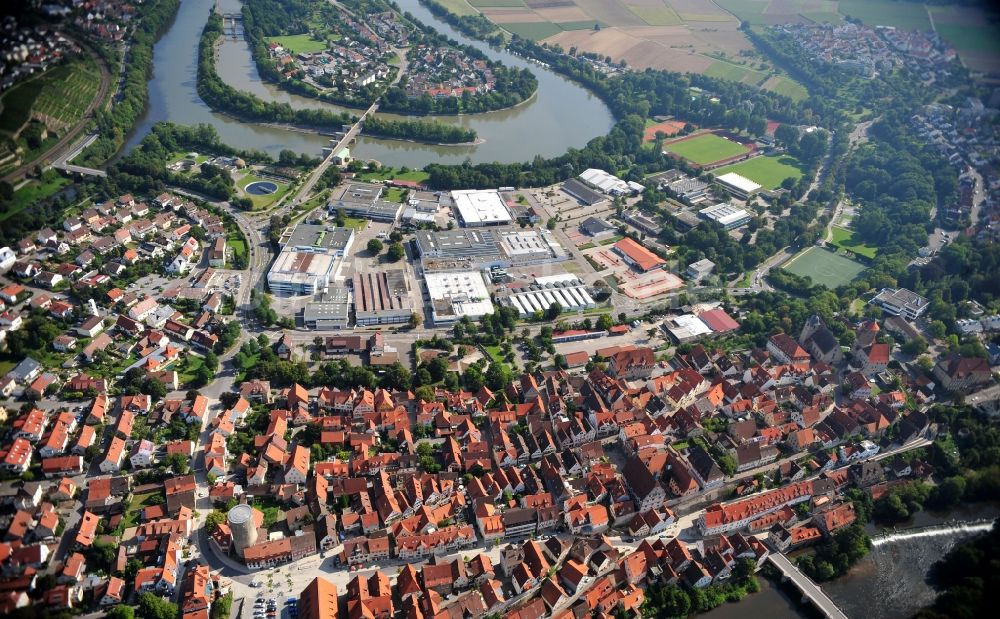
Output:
[198, 12, 477, 145]
[239, 0, 538, 118]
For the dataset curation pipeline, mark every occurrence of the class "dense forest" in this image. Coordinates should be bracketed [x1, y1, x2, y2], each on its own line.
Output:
[243, 0, 537, 115]
[913, 519, 1000, 619]
[78, 0, 180, 165]
[197, 12, 476, 144]
[110, 123, 273, 202]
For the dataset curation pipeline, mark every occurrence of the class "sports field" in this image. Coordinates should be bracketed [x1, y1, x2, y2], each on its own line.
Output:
[265, 34, 328, 54]
[713, 154, 805, 189]
[662, 133, 750, 165]
[829, 226, 877, 259]
[783, 246, 866, 289]
[644, 119, 687, 142]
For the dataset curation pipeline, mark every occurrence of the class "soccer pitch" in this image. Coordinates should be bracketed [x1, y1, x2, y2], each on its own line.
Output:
[713, 155, 805, 189]
[783, 247, 866, 289]
[661, 133, 749, 165]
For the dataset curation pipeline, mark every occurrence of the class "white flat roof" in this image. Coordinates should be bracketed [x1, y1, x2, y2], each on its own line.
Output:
[424, 270, 494, 320]
[451, 190, 511, 226]
[534, 273, 580, 286]
[716, 172, 761, 194]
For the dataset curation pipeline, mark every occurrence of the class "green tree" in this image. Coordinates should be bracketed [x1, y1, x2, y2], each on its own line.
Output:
[367, 238, 384, 254]
[138, 592, 179, 619]
[387, 242, 405, 261]
[106, 606, 136, 619]
[205, 510, 227, 533]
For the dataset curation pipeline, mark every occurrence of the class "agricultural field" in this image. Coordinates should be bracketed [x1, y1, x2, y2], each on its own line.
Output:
[829, 226, 878, 259]
[0, 58, 100, 135]
[625, 2, 682, 26]
[265, 33, 329, 54]
[713, 154, 806, 189]
[837, 0, 931, 30]
[715, 0, 842, 25]
[783, 246, 866, 289]
[928, 5, 1000, 73]
[661, 133, 750, 165]
[469, 0, 525, 7]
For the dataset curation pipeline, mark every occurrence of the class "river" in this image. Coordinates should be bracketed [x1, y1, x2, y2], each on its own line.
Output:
[701, 504, 999, 619]
[126, 0, 614, 166]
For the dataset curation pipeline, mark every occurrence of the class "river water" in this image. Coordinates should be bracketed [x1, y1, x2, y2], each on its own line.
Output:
[702, 504, 999, 619]
[126, 0, 614, 165]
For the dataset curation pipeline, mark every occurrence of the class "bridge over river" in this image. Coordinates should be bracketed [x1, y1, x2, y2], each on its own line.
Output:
[768, 552, 849, 619]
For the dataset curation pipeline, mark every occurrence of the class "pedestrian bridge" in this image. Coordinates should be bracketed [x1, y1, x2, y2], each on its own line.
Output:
[768, 552, 849, 619]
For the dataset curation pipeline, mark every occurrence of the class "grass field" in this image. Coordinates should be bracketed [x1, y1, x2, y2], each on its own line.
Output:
[0, 172, 70, 222]
[356, 166, 430, 184]
[783, 246, 866, 289]
[838, 0, 931, 30]
[239, 173, 291, 209]
[265, 34, 328, 54]
[662, 133, 750, 165]
[713, 154, 805, 189]
[763, 75, 809, 101]
[704, 60, 768, 85]
[829, 226, 878, 259]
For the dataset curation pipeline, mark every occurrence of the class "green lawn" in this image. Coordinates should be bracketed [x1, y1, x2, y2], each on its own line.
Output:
[704, 60, 768, 86]
[764, 76, 809, 101]
[627, 3, 683, 26]
[498, 21, 562, 41]
[829, 226, 878, 259]
[356, 167, 430, 184]
[0, 172, 70, 222]
[265, 34, 328, 54]
[713, 154, 806, 189]
[783, 246, 866, 289]
[119, 490, 164, 533]
[177, 355, 205, 387]
[662, 133, 750, 165]
[239, 173, 291, 209]
[838, 0, 931, 30]
[383, 187, 407, 203]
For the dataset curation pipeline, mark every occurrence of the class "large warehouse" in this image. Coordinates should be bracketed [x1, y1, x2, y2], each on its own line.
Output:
[424, 270, 493, 325]
[613, 237, 666, 272]
[352, 270, 413, 326]
[497, 230, 568, 266]
[303, 287, 351, 330]
[267, 225, 355, 296]
[451, 190, 512, 227]
[498, 275, 596, 317]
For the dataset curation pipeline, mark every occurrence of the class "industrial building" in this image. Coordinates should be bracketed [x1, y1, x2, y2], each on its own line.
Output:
[579, 217, 616, 238]
[424, 270, 493, 325]
[414, 229, 504, 269]
[328, 182, 402, 222]
[715, 172, 762, 200]
[578, 168, 643, 196]
[303, 287, 351, 330]
[352, 270, 413, 326]
[451, 189, 512, 227]
[663, 314, 713, 343]
[623, 210, 663, 236]
[561, 178, 606, 205]
[498, 275, 597, 317]
[497, 230, 568, 265]
[267, 225, 354, 296]
[698, 202, 752, 230]
[613, 237, 666, 272]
